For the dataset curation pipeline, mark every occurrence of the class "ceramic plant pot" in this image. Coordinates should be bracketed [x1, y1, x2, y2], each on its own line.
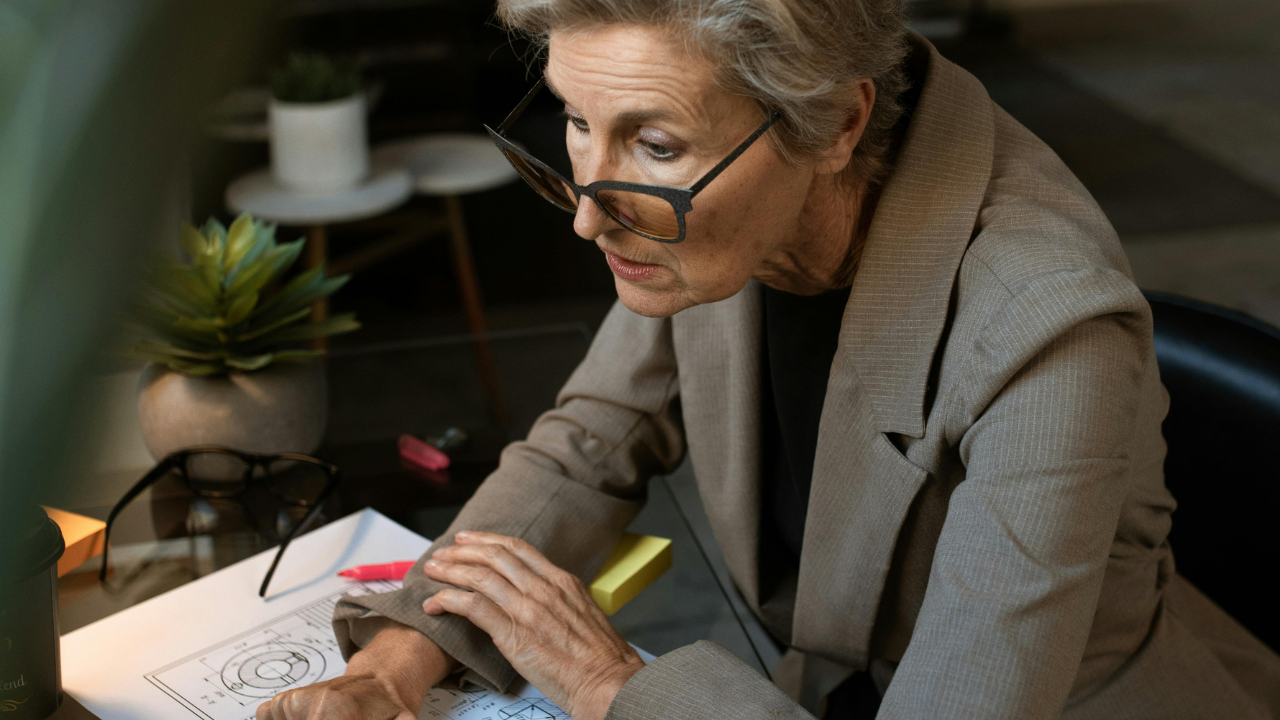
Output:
[269, 93, 368, 194]
[137, 359, 328, 464]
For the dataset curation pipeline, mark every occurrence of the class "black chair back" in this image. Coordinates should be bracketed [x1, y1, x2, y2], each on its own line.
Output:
[1146, 291, 1280, 651]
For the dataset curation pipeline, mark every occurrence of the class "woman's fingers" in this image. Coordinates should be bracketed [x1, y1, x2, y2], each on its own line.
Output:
[423, 588, 512, 639]
[430, 542, 544, 595]
[454, 532, 565, 579]
[253, 674, 409, 720]
[422, 557, 520, 608]
[420, 534, 645, 720]
[445, 534, 600, 616]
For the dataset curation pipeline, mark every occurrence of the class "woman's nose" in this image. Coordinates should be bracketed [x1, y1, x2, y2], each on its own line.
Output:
[572, 194, 619, 240]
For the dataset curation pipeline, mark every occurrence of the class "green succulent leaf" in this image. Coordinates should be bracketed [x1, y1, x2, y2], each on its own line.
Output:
[223, 213, 259, 273]
[152, 322, 219, 347]
[180, 224, 207, 259]
[253, 265, 324, 316]
[133, 213, 358, 375]
[166, 265, 217, 307]
[174, 315, 223, 333]
[201, 218, 227, 243]
[227, 239, 304, 297]
[270, 349, 324, 363]
[132, 339, 223, 361]
[253, 271, 349, 326]
[227, 222, 273, 287]
[233, 306, 312, 343]
[147, 287, 205, 321]
[252, 312, 360, 347]
[224, 290, 258, 326]
[200, 252, 222, 296]
[128, 348, 225, 376]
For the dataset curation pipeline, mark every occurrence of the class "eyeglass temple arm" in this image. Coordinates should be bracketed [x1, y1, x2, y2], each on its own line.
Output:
[258, 472, 343, 598]
[497, 77, 547, 135]
[98, 458, 178, 581]
[689, 110, 783, 197]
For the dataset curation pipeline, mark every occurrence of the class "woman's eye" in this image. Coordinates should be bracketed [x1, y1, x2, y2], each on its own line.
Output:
[641, 140, 677, 161]
[568, 116, 589, 134]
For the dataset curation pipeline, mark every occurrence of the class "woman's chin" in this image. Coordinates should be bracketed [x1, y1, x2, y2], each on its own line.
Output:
[614, 279, 689, 319]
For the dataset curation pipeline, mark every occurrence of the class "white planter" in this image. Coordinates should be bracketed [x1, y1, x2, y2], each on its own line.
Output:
[137, 360, 328, 464]
[269, 94, 369, 194]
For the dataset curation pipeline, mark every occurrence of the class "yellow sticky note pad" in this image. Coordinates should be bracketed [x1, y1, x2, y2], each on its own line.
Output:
[589, 533, 672, 616]
[42, 506, 106, 577]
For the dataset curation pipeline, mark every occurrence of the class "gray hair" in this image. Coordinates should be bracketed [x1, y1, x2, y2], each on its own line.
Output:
[495, 0, 910, 185]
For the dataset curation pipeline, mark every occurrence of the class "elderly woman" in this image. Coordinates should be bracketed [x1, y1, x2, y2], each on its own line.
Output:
[259, 1, 1280, 719]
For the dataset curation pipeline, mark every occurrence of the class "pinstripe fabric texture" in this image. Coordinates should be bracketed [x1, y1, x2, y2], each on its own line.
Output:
[334, 35, 1280, 719]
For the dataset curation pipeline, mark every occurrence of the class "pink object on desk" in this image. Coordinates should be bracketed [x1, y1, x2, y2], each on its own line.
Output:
[399, 433, 451, 471]
[338, 561, 416, 581]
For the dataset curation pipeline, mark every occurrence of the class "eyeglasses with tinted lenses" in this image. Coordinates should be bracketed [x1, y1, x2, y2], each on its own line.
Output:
[485, 78, 781, 243]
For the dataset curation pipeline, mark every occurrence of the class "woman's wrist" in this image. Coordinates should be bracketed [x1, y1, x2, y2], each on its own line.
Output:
[346, 621, 459, 710]
[572, 657, 645, 720]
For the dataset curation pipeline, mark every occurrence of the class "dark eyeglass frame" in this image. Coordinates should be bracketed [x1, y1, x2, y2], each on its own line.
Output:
[484, 78, 783, 243]
[98, 446, 342, 598]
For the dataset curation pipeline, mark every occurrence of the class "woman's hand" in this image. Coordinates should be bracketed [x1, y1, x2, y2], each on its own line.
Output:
[422, 532, 645, 720]
[256, 621, 457, 720]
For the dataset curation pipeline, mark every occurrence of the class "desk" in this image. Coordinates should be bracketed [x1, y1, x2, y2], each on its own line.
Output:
[58, 325, 777, 680]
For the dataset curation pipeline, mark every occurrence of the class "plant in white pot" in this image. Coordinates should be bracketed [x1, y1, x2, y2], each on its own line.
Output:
[132, 213, 359, 461]
[268, 52, 367, 194]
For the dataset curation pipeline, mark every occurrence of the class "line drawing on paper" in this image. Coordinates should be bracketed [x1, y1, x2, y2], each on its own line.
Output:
[218, 642, 326, 698]
[144, 580, 396, 720]
[143, 578, 571, 720]
[497, 698, 572, 720]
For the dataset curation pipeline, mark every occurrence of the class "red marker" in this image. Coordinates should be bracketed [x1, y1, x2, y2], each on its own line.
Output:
[398, 434, 450, 472]
[338, 561, 415, 581]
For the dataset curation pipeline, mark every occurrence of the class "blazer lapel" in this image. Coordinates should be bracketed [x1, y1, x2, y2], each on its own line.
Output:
[791, 38, 996, 668]
[671, 281, 765, 611]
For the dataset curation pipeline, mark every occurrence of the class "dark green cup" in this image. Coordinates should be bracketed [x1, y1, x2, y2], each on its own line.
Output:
[1, 506, 65, 718]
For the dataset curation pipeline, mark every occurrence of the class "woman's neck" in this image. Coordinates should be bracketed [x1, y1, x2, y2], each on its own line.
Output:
[753, 172, 875, 296]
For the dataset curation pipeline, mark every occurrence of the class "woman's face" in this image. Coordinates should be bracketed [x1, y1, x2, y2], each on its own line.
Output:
[546, 24, 819, 318]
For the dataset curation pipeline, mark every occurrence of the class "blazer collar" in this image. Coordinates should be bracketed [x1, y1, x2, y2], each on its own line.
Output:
[842, 35, 996, 438]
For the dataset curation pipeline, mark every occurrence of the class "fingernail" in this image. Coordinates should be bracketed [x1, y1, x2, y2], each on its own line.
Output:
[425, 559, 439, 568]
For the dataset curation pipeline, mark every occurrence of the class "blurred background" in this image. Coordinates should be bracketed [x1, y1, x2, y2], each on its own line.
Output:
[2, 0, 1278, 673]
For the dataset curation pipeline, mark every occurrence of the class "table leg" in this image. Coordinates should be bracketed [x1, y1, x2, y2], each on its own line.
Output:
[305, 225, 328, 350]
[445, 195, 506, 426]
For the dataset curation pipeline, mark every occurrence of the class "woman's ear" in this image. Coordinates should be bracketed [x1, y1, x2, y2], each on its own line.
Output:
[814, 78, 876, 176]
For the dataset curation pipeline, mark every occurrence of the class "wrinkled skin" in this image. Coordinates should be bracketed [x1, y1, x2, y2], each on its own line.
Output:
[556, 25, 874, 316]
[420, 533, 646, 720]
[254, 21, 875, 720]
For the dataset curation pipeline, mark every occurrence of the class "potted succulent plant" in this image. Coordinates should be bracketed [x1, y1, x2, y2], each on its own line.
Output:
[132, 213, 359, 460]
[268, 52, 367, 194]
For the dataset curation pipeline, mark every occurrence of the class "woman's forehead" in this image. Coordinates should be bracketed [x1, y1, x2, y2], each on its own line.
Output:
[545, 25, 729, 129]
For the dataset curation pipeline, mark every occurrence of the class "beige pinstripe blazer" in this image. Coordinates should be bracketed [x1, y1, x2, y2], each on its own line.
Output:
[336, 37, 1280, 719]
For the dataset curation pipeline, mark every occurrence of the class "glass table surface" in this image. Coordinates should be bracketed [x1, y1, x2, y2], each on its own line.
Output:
[58, 325, 774, 683]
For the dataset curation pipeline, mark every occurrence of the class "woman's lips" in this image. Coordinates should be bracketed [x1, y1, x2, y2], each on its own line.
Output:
[604, 250, 661, 282]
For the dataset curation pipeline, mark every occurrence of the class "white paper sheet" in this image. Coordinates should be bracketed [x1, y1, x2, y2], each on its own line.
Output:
[61, 508, 606, 720]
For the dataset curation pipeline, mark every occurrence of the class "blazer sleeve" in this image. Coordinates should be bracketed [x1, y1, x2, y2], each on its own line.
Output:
[332, 300, 686, 692]
[607, 642, 818, 720]
[878, 267, 1155, 719]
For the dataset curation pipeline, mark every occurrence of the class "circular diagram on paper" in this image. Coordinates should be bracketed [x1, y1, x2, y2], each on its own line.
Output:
[220, 643, 327, 698]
